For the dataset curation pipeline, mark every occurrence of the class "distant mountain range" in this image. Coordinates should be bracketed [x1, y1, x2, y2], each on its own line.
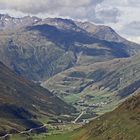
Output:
[0, 14, 140, 139]
[0, 14, 140, 81]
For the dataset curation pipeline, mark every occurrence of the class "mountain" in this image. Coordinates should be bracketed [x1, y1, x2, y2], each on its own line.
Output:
[0, 61, 76, 136]
[72, 92, 140, 140]
[42, 55, 140, 115]
[44, 92, 140, 140]
[0, 14, 140, 140]
[0, 15, 140, 81]
[0, 14, 41, 30]
[75, 21, 125, 43]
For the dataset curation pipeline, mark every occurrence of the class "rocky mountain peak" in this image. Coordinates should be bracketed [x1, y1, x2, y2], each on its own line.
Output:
[0, 14, 42, 30]
[39, 17, 82, 31]
[75, 21, 125, 42]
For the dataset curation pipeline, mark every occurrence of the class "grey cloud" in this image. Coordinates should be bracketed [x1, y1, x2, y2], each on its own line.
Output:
[0, 0, 105, 23]
[0, 0, 119, 25]
[121, 21, 140, 36]
[96, 7, 121, 23]
[129, 0, 140, 6]
[0, 0, 101, 14]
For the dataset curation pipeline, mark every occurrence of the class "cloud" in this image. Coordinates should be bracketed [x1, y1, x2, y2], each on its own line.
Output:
[0, 0, 104, 22]
[95, 6, 121, 23]
[127, 36, 140, 44]
[129, 0, 140, 6]
[0, 0, 140, 43]
[121, 21, 140, 36]
[0, 0, 122, 23]
[0, 0, 99, 14]
[95, 0, 140, 43]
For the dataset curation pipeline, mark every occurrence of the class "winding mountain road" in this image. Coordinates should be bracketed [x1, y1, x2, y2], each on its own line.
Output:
[73, 111, 84, 124]
[0, 124, 47, 139]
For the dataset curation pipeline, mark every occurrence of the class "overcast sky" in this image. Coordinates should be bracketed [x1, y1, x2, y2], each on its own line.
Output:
[0, 0, 140, 43]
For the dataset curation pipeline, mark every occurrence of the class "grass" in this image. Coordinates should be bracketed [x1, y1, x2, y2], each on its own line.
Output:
[10, 123, 81, 140]
[10, 133, 72, 140]
[43, 55, 140, 117]
[63, 94, 80, 104]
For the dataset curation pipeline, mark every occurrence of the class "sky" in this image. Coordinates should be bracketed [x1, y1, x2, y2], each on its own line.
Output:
[0, 0, 140, 43]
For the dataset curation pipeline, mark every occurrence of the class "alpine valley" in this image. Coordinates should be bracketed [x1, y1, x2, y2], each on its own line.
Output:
[0, 14, 140, 140]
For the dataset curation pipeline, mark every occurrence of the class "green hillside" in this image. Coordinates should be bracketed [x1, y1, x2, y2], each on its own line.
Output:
[0, 62, 76, 137]
[72, 92, 140, 140]
[10, 92, 140, 140]
[42, 55, 140, 115]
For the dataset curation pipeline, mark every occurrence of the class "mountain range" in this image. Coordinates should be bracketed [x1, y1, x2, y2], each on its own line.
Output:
[0, 14, 140, 81]
[0, 14, 140, 139]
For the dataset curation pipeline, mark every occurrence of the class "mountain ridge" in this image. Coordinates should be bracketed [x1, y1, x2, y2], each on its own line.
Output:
[0, 14, 140, 81]
[0, 61, 76, 136]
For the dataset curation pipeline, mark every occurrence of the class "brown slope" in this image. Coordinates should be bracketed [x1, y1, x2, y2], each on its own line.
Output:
[74, 92, 140, 140]
[0, 62, 76, 136]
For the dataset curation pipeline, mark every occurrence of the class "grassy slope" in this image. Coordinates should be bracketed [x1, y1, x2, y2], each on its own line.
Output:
[0, 62, 76, 136]
[72, 92, 140, 140]
[42, 55, 140, 114]
[11, 92, 140, 140]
